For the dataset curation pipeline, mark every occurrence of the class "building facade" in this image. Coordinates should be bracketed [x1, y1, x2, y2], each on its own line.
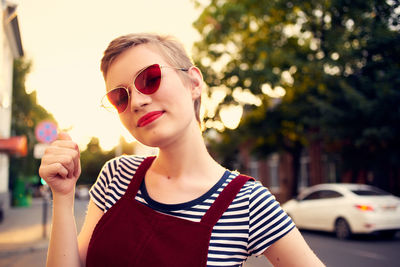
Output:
[237, 142, 340, 203]
[0, 1, 24, 215]
[237, 140, 400, 204]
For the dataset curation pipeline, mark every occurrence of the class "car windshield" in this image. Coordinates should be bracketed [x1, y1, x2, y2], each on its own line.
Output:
[351, 188, 390, 196]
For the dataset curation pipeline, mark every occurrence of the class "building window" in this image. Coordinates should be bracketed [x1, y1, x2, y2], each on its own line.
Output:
[299, 154, 310, 190]
[268, 153, 279, 189]
[249, 157, 259, 180]
[322, 155, 337, 183]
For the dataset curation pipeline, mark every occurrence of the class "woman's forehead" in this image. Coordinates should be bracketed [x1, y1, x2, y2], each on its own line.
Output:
[116, 44, 165, 66]
[105, 45, 166, 89]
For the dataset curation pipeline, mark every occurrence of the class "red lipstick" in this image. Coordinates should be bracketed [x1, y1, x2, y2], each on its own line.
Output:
[137, 111, 164, 127]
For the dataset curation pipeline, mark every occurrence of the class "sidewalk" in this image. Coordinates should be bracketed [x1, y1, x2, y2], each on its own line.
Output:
[0, 197, 88, 267]
[0, 198, 50, 253]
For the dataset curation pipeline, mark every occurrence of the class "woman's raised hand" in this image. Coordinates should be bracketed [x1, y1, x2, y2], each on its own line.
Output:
[39, 132, 81, 197]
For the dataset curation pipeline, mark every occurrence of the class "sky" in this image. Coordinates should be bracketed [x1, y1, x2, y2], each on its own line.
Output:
[15, 0, 204, 150]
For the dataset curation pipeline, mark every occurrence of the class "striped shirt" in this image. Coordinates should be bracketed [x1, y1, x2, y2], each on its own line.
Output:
[89, 155, 295, 267]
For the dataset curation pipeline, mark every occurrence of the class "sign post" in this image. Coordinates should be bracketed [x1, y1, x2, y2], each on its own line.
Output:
[34, 120, 58, 239]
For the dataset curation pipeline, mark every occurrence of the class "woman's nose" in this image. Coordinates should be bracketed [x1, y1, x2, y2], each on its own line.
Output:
[129, 88, 152, 111]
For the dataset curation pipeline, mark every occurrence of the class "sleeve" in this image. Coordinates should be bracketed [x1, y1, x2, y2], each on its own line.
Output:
[247, 182, 296, 256]
[88, 157, 119, 212]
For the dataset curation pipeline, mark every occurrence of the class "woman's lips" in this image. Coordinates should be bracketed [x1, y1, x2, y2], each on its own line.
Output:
[137, 111, 164, 127]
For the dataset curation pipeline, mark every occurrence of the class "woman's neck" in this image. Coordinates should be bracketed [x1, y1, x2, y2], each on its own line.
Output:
[150, 121, 223, 182]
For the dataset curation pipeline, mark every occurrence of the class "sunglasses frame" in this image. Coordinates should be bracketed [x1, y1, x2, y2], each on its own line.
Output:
[101, 63, 189, 113]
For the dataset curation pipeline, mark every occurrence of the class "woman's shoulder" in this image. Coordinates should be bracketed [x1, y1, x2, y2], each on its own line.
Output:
[94, 154, 149, 193]
[228, 172, 270, 195]
[226, 173, 278, 211]
[103, 155, 148, 185]
[218, 172, 267, 207]
[100, 155, 146, 176]
[89, 155, 149, 212]
[104, 154, 147, 168]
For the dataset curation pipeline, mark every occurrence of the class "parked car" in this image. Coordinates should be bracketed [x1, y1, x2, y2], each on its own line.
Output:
[75, 185, 90, 200]
[282, 183, 400, 239]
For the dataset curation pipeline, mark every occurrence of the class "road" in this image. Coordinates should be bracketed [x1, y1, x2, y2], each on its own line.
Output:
[245, 230, 400, 267]
[1, 199, 399, 267]
[301, 230, 400, 267]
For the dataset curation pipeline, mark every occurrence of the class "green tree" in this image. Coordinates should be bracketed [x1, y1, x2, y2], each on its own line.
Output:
[79, 137, 115, 186]
[9, 58, 55, 191]
[193, 0, 400, 195]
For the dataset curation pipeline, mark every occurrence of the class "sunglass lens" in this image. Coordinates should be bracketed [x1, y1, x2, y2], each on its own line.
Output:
[135, 64, 161, 94]
[107, 88, 129, 113]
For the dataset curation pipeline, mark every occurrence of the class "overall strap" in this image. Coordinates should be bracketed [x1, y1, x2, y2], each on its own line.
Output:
[124, 156, 156, 197]
[201, 174, 255, 226]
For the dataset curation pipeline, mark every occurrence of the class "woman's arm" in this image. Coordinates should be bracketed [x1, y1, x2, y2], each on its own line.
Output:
[47, 195, 103, 267]
[40, 132, 104, 267]
[39, 132, 82, 267]
[78, 199, 104, 265]
[47, 194, 81, 267]
[263, 227, 325, 266]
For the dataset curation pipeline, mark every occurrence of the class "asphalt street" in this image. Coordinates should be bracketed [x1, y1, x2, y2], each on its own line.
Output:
[302, 230, 400, 267]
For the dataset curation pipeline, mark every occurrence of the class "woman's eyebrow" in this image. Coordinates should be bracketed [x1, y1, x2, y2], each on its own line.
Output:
[134, 65, 149, 76]
[108, 67, 146, 90]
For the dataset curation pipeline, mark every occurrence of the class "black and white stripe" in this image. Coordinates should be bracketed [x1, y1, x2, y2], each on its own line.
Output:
[89, 155, 295, 267]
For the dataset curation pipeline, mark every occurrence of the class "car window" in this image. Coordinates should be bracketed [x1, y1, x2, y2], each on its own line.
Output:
[319, 190, 343, 199]
[302, 191, 321, 200]
[351, 188, 390, 196]
[301, 189, 343, 201]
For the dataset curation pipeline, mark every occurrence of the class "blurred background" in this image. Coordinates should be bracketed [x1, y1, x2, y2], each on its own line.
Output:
[0, 0, 399, 266]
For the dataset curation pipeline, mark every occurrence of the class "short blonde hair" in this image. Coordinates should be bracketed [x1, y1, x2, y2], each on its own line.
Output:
[101, 33, 201, 123]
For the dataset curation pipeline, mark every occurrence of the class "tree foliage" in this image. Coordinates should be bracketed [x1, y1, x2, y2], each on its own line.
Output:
[79, 137, 115, 186]
[9, 58, 55, 186]
[193, 0, 400, 194]
[9, 58, 119, 191]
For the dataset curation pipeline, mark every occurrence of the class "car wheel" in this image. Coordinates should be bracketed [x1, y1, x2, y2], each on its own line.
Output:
[335, 218, 351, 240]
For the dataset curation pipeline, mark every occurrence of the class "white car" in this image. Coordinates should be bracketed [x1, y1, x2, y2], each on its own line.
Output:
[75, 185, 90, 200]
[282, 183, 400, 239]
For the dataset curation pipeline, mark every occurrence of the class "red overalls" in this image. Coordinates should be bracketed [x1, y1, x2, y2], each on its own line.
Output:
[86, 157, 253, 267]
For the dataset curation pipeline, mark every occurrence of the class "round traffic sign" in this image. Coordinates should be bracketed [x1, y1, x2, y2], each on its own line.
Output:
[35, 121, 58, 143]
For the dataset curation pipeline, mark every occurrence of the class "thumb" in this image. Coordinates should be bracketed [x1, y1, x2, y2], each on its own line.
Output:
[57, 132, 72, 141]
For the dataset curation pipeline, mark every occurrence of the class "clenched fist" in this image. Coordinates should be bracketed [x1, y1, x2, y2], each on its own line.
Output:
[39, 132, 81, 197]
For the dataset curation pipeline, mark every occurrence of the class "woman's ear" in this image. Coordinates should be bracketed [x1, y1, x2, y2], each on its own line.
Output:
[187, 66, 203, 100]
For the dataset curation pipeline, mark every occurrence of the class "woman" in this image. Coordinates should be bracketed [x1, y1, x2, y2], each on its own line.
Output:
[39, 33, 324, 266]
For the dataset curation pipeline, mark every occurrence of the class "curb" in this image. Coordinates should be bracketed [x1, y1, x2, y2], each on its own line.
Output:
[0, 240, 48, 258]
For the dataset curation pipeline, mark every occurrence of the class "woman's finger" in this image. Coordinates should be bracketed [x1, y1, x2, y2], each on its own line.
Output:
[41, 154, 76, 178]
[39, 162, 69, 180]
